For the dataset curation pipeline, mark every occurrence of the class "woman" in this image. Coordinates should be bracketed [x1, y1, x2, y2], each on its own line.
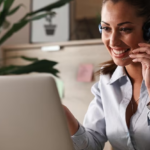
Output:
[63, 0, 150, 149]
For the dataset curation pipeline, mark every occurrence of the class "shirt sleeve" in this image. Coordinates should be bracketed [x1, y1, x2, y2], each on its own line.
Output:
[71, 82, 108, 150]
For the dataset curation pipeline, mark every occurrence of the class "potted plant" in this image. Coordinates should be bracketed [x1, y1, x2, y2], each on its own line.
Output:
[44, 13, 57, 35]
[0, 0, 72, 77]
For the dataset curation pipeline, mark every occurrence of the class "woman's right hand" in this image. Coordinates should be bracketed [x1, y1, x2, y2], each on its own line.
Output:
[62, 104, 79, 136]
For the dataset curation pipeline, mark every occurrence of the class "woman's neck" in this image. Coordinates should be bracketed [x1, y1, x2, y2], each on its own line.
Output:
[125, 63, 143, 84]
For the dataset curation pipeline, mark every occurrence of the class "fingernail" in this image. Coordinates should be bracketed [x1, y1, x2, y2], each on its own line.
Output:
[132, 59, 137, 62]
[129, 54, 133, 57]
[131, 51, 136, 53]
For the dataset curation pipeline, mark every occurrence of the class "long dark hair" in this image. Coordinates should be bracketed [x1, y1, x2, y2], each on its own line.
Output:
[97, 0, 150, 75]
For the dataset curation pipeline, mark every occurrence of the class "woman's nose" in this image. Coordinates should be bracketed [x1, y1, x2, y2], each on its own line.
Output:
[109, 31, 121, 47]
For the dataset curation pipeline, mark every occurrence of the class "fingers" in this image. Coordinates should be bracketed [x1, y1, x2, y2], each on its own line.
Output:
[138, 43, 150, 47]
[130, 43, 150, 64]
[131, 42, 150, 54]
[135, 43, 150, 90]
[131, 57, 150, 68]
[129, 53, 150, 59]
[132, 47, 150, 54]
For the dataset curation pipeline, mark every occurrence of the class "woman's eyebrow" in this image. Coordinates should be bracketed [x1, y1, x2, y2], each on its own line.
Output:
[118, 22, 133, 26]
[101, 21, 133, 26]
[101, 21, 110, 25]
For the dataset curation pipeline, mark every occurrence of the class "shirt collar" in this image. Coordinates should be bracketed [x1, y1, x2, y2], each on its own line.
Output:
[108, 66, 127, 84]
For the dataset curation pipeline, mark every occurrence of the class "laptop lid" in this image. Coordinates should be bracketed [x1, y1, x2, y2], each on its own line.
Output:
[0, 74, 74, 150]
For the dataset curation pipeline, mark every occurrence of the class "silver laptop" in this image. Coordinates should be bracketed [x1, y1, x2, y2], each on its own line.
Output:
[0, 74, 74, 150]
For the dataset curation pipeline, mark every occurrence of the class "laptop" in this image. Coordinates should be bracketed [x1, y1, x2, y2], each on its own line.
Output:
[0, 74, 75, 150]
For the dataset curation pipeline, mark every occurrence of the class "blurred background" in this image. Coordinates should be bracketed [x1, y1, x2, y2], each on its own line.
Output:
[1, 0, 102, 46]
[0, 0, 113, 150]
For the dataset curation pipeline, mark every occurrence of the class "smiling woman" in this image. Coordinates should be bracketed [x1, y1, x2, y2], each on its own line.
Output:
[63, 0, 150, 150]
[98, 0, 150, 74]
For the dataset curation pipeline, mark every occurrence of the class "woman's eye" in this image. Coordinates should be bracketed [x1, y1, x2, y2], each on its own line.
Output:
[120, 28, 132, 32]
[101, 27, 111, 32]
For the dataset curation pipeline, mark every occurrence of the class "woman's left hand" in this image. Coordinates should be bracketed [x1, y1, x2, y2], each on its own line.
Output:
[129, 43, 150, 91]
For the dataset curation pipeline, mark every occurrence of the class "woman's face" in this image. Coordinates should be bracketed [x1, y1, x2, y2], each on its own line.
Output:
[101, 1, 146, 66]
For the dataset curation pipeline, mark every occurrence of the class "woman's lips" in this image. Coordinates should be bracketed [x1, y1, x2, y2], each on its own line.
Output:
[111, 48, 130, 58]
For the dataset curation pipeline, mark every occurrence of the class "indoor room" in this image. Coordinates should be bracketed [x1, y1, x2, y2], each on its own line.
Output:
[0, 0, 150, 150]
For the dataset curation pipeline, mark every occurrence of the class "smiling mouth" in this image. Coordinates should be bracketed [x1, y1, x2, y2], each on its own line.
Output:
[112, 48, 130, 55]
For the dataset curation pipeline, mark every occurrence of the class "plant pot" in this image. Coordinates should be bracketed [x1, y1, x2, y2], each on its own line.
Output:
[44, 25, 56, 35]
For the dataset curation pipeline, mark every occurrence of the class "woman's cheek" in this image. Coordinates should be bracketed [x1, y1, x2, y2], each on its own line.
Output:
[102, 33, 110, 45]
[122, 34, 139, 49]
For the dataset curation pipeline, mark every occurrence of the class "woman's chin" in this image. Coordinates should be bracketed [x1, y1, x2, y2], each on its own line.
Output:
[113, 58, 132, 66]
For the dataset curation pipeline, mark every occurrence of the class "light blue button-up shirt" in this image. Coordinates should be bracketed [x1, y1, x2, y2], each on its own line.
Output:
[71, 66, 150, 150]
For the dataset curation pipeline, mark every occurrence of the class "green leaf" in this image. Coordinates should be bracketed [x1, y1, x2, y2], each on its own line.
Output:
[20, 56, 39, 62]
[0, 0, 5, 7]
[0, 0, 15, 27]
[0, 65, 22, 75]
[27, 11, 55, 22]
[3, 0, 15, 10]
[0, 0, 72, 44]
[0, 60, 59, 77]
[8, 4, 24, 16]
[30, 59, 58, 67]
[2, 19, 10, 30]
[0, 20, 28, 44]
[12, 66, 59, 76]
[0, 9, 8, 28]
[0, 55, 39, 62]
[0, 11, 55, 44]
[23, 0, 72, 19]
